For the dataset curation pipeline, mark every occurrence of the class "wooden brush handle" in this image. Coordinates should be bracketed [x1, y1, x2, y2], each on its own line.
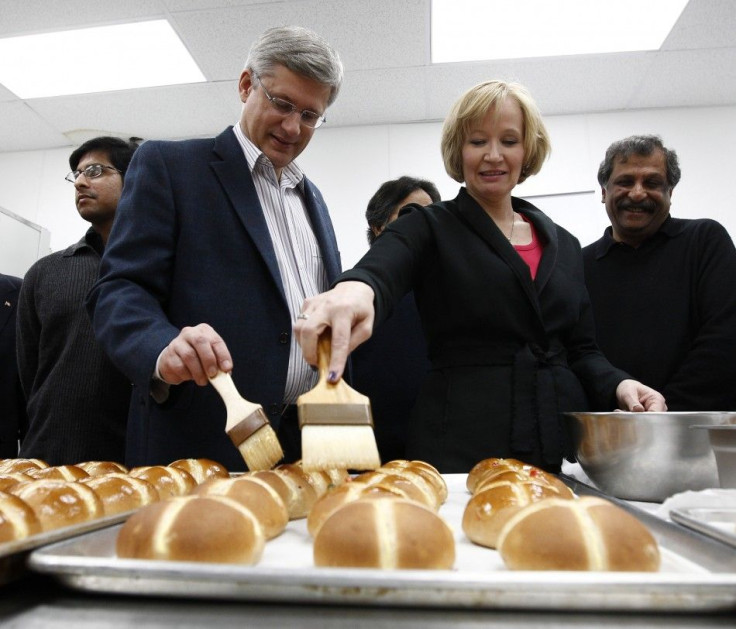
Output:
[209, 371, 261, 425]
[316, 333, 332, 383]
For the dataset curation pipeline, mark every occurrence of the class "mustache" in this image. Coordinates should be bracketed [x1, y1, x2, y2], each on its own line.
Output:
[616, 198, 656, 212]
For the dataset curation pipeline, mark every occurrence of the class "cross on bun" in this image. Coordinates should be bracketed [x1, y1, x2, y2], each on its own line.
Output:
[193, 476, 288, 539]
[0, 473, 33, 493]
[81, 473, 159, 516]
[381, 460, 448, 504]
[353, 471, 438, 509]
[0, 459, 49, 475]
[462, 479, 570, 549]
[306, 481, 404, 537]
[76, 461, 129, 476]
[129, 466, 197, 499]
[313, 497, 455, 569]
[28, 465, 90, 482]
[497, 496, 660, 571]
[269, 465, 319, 519]
[169, 458, 229, 484]
[0, 490, 42, 542]
[116, 495, 265, 564]
[10, 480, 104, 531]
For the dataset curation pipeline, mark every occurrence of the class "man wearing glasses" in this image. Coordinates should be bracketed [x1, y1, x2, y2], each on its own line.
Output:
[16, 136, 140, 464]
[87, 26, 344, 469]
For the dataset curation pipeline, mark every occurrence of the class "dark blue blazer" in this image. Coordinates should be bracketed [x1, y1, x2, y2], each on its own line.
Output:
[87, 128, 342, 470]
[0, 273, 25, 457]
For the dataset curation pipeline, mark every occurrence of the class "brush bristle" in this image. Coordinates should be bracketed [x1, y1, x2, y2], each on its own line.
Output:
[301, 425, 380, 471]
[237, 424, 284, 471]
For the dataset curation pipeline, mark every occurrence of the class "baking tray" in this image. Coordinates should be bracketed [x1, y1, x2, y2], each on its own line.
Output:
[670, 508, 736, 550]
[0, 510, 133, 584]
[28, 475, 736, 612]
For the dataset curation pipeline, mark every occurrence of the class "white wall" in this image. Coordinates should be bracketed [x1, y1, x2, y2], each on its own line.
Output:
[1, 104, 734, 274]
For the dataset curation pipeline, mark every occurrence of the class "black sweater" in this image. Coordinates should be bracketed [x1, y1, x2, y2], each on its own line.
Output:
[16, 229, 131, 465]
[583, 216, 736, 411]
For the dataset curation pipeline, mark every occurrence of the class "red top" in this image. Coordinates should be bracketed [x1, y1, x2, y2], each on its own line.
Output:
[513, 215, 542, 279]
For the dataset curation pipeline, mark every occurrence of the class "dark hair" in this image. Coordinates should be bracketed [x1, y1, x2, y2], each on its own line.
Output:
[597, 134, 681, 188]
[69, 136, 143, 178]
[365, 176, 441, 245]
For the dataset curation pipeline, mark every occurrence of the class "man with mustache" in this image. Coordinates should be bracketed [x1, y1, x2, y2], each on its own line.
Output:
[16, 136, 140, 464]
[583, 134, 736, 410]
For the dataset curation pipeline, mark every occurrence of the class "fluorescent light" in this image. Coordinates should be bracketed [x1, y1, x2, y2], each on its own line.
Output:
[0, 20, 205, 98]
[432, 0, 690, 63]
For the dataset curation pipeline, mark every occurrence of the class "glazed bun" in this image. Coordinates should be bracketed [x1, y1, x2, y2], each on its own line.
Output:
[381, 460, 448, 504]
[82, 473, 159, 516]
[76, 461, 129, 477]
[194, 476, 288, 539]
[270, 465, 318, 519]
[314, 497, 455, 569]
[0, 490, 42, 542]
[10, 480, 104, 531]
[245, 470, 293, 515]
[467, 457, 571, 497]
[353, 471, 437, 509]
[497, 496, 661, 571]
[28, 465, 90, 482]
[169, 458, 229, 484]
[462, 479, 569, 549]
[129, 465, 197, 499]
[116, 495, 265, 564]
[0, 473, 33, 493]
[0, 459, 49, 475]
[307, 481, 403, 537]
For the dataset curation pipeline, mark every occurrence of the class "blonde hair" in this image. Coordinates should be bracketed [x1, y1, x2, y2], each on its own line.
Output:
[441, 80, 551, 184]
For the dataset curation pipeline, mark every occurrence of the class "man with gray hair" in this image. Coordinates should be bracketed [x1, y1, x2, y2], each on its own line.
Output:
[87, 26, 344, 469]
[583, 134, 736, 410]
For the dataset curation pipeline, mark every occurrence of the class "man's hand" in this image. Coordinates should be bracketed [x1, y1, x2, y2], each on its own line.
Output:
[158, 324, 233, 386]
[615, 379, 668, 412]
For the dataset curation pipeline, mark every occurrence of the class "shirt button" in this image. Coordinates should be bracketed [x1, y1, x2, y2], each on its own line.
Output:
[279, 332, 289, 344]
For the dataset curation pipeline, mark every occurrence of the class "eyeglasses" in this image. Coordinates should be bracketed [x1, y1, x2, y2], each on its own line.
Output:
[253, 72, 326, 129]
[65, 163, 122, 183]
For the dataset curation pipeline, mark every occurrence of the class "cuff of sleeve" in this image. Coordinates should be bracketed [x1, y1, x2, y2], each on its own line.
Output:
[150, 348, 171, 403]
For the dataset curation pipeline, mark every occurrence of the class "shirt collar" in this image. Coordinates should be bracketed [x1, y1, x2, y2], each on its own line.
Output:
[592, 214, 679, 258]
[232, 123, 305, 190]
[64, 226, 104, 257]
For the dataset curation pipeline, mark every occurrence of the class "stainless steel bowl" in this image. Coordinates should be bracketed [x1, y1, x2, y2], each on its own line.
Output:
[564, 412, 736, 502]
[693, 425, 736, 488]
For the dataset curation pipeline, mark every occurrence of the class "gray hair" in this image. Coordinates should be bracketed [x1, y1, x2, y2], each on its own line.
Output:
[597, 134, 681, 188]
[245, 26, 344, 106]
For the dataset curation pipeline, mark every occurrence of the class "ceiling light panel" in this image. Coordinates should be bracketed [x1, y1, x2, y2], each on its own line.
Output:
[431, 0, 690, 63]
[0, 19, 205, 98]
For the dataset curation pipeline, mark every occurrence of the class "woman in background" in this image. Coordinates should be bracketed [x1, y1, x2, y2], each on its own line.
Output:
[296, 80, 665, 473]
[351, 176, 439, 462]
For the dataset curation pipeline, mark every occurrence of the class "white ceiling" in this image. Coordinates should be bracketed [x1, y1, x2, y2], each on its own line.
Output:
[1, 0, 735, 154]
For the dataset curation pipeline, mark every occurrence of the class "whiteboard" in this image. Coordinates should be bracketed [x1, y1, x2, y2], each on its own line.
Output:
[0, 206, 51, 277]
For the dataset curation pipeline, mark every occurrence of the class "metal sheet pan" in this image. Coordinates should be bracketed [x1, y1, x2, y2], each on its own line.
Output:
[0, 510, 133, 584]
[670, 508, 736, 550]
[28, 475, 736, 612]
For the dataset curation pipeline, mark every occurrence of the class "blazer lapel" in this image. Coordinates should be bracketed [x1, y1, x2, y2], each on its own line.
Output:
[303, 178, 342, 282]
[210, 128, 286, 301]
[513, 197, 559, 294]
[455, 189, 543, 318]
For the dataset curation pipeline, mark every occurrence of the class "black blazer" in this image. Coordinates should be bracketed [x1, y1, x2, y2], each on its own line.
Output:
[341, 188, 628, 472]
[88, 128, 342, 470]
[0, 273, 25, 457]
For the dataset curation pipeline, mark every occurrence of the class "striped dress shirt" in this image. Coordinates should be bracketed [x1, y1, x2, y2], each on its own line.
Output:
[233, 124, 327, 403]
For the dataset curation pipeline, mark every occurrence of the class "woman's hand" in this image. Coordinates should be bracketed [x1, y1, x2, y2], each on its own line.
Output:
[615, 379, 668, 412]
[294, 281, 376, 382]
